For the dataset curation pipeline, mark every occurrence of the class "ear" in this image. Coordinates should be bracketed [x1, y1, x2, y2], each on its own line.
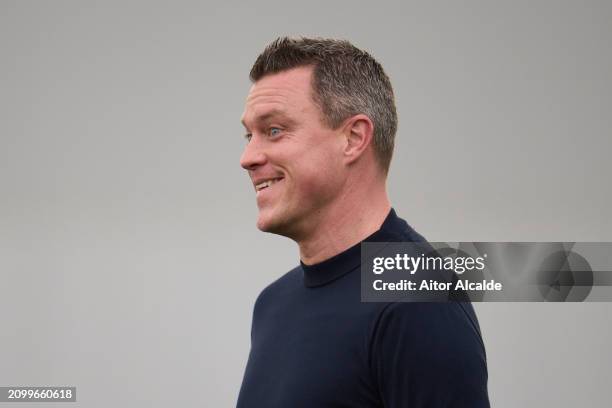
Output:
[342, 114, 375, 165]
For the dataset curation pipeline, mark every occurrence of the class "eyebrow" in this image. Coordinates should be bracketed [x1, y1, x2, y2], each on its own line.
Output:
[241, 109, 293, 129]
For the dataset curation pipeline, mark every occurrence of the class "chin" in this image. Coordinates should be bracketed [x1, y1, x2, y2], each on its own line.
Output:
[256, 209, 277, 231]
[256, 208, 292, 236]
[256, 216, 283, 235]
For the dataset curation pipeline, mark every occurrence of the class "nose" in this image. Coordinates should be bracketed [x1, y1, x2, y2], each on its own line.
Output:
[240, 136, 267, 171]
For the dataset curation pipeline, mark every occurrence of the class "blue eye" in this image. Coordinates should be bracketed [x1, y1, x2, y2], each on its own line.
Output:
[269, 127, 282, 137]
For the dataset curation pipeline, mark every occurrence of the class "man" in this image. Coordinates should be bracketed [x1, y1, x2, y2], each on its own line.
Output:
[237, 37, 489, 407]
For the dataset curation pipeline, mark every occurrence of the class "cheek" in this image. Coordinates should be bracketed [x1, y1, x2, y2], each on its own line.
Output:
[293, 149, 344, 197]
[317, 142, 345, 178]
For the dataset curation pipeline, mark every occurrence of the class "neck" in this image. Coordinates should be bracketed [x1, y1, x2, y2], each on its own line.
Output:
[297, 180, 391, 265]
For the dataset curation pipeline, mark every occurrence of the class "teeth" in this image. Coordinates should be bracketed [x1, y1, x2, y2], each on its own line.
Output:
[255, 178, 281, 191]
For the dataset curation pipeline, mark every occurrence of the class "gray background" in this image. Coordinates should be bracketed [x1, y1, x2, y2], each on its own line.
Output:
[1, 1, 611, 407]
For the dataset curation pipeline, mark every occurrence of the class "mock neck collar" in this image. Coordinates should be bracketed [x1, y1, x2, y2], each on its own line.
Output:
[300, 208, 422, 288]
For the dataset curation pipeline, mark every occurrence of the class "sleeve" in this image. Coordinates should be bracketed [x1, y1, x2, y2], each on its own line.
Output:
[369, 302, 490, 408]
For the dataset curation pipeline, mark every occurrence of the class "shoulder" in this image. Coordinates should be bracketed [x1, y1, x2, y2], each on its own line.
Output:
[253, 265, 302, 311]
[367, 302, 488, 374]
[368, 302, 489, 406]
[370, 302, 485, 351]
[368, 301, 488, 372]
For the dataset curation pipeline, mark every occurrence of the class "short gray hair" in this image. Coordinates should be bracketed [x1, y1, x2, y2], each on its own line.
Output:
[249, 37, 397, 173]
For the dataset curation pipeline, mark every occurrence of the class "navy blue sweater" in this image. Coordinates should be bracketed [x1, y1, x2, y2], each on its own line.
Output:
[237, 209, 489, 407]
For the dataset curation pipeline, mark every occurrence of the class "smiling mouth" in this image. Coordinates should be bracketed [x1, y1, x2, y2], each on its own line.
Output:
[255, 177, 284, 192]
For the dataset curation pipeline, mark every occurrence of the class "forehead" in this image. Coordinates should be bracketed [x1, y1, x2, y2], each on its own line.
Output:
[241, 66, 317, 126]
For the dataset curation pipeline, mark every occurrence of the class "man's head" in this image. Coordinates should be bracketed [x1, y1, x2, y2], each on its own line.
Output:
[249, 37, 397, 172]
[240, 37, 397, 239]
